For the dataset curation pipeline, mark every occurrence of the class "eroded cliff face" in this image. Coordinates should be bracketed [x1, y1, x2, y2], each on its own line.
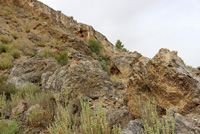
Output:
[0, 0, 118, 55]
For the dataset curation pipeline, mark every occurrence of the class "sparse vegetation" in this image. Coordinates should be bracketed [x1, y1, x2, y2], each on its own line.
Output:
[0, 57, 13, 70]
[24, 48, 35, 57]
[0, 119, 19, 134]
[11, 31, 18, 39]
[48, 93, 121, 134]
[55, 51, 68, 65]
[138, 98, 175, 134]
[187, 65, 196, 73]
[28, 106, 53, 128]
[24, 23, 31, 33]
[0, 43, 10, 53]
[98, 55, 110, 76]
[110, 75, 119, 83]
[53, 39, 63, 47]
[37, 47, 54, 58]
[10, 49, 21, 59]
[88, 39, 102, 54]
[1, 53, 14, 61]
[0, 35, 13, 44]
[115, 40, 128, 52]
[10, 40, 23, 50]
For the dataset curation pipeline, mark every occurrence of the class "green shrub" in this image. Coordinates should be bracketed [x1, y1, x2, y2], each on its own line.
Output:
[10, 49, 21, 59]
[0, 93, 7, 116]
[186, 65, 196, 73]
[98, 55, 110, 76]
[115, 40, 124, 49]
[0, 75, 8, 84]
[0, 119, 19, 134]
[138, 98, 175, 134]
[11, 31, 18, 39]
[28, 106, 53, 128]
[53, 39, 63, 47]
[115, 40, 128, 52]
[1, 53, 14, 61]
[0, 43, 10, 54]
[37, 47, 54, 58]
[24, 48, 34, 57]
[18, 83, 40, 99]
[88, 39, 102, 54]
[0, 58, 13, 70]
[48, 99, 121, 134]
[0, 82, 16, 100]
[55, 51, 68, 65]
[10, 40, 23, 50]
[100, 61, 110, 76]
[110, 75, 119, 83]
[0, 35, 13, 44]
[24, 23, 31, 33]
[34, 40, 45, 47]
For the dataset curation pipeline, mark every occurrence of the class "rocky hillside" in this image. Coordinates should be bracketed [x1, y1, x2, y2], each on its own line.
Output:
[0, 0, 200, 134]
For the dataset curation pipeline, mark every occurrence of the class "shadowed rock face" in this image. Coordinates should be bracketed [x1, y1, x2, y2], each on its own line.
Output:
[127, 48, 200, 117]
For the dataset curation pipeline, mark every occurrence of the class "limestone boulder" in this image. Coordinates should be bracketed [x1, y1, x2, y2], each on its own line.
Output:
[110, 51, 142, 76]
[8, 58, 58, 87]
[121, 119, 143, 134]
[127, 48, 200, 117]
[42, 60, 113, 99]
[175, 113, 200, 134]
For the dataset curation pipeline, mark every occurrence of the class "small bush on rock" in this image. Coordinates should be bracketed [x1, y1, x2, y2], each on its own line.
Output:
[55, 51, 68, 65]
[37, 47, 54, 58]
[0, 58, 13, 70]
[0, 35, 13, 44]
[88, 39, 102, 54]
[24, 48, 34, 57]
[10, 49, 21, 59]
[98, 55, 110, 76]
[0, 43, 10, 54]
[115, 40, 128, 52]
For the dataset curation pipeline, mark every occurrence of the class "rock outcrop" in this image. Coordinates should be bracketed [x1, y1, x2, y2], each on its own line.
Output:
[8, 58, 58, 87]
[109, 48, 200, 118]
[126, 48, 200, 117]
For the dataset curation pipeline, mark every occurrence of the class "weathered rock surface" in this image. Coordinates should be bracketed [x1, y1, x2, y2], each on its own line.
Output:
[175, 113, 200, 134]
[41, 59, 128, 116]
[61, 33, 92, 56]
[121, 119, 143, 134]
[126, 48, 200, 117]
[11, 100, 27, 118]
[107, 107, 134, 128]
[42, 60, 112, 98]
[8, 58, 58, 87]
[110, 51, 142, 76]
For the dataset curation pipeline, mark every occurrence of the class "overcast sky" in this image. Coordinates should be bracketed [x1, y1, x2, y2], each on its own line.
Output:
[39, 0, 200, 67]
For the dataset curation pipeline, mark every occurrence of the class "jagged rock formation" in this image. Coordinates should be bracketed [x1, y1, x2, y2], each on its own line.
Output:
[109, 48, 200, 117]
[126, 49, 200, 117]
